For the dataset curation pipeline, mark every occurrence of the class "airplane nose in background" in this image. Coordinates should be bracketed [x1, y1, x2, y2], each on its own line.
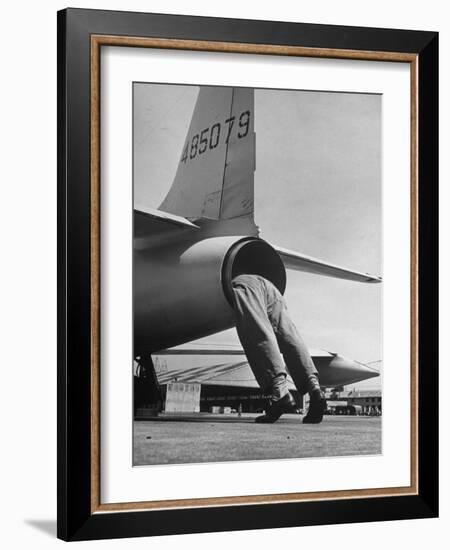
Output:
[323, 354, 380, 387]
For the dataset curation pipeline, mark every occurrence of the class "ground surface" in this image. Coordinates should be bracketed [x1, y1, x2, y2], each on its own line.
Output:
[133, 414, 382, 465]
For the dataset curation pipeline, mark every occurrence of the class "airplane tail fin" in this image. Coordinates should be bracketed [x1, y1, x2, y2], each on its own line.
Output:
[159, 87, 255, 222]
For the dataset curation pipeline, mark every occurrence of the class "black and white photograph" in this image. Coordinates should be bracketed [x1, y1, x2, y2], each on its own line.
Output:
[132, 83, 383, 466]
[0, 0, 443, 545]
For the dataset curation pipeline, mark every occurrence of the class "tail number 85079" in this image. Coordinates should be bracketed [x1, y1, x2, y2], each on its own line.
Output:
[180, 110, 251, 164]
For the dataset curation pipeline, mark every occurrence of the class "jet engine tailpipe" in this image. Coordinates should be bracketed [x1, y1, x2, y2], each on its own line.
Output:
[134, 236, 286, 355]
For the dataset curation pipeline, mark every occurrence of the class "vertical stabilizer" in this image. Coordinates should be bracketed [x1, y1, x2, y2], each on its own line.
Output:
[159, 86, 255, 222]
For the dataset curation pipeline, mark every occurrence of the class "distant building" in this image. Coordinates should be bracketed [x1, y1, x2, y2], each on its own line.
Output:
[154, 359, 303, 413]
[347, 389, 382, 414]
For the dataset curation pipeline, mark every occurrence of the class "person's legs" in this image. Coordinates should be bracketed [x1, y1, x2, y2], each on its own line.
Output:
[232, 279, 288, 400]
[270, 298, 319, 395]
[268, 290, 326, 423]
[231, 276, 298, 423]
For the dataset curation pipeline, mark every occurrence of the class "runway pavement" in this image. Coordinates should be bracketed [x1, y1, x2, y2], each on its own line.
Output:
[133, 414, 381, 465]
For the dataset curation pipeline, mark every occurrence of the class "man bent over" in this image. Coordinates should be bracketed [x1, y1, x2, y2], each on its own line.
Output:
[231, 274, 326, 424]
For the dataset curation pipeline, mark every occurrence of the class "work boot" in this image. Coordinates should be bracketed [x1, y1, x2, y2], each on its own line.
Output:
[255, 393, 297, 423]
[303, 389, 327, 424]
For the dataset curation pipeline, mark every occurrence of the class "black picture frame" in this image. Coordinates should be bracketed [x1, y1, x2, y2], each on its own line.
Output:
[57, 7, 438, 541]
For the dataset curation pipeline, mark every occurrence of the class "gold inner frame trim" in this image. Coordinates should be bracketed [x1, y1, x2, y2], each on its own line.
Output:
[90, 34, 419, 514]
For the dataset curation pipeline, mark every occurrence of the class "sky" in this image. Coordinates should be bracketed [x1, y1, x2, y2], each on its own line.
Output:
[134, 83, 382, 390]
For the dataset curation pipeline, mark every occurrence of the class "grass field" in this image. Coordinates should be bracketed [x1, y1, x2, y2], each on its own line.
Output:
[133, 414, 381, 466]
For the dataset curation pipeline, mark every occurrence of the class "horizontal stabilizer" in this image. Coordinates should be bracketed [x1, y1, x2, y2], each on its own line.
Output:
[134, 205, 199, 240]
[135, 205, 199, 228]
[274, 245, 382, 283]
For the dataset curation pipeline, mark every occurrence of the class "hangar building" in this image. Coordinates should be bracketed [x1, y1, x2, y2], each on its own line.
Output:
[134, 356, 303, 416]
[155, 359, 302, 413]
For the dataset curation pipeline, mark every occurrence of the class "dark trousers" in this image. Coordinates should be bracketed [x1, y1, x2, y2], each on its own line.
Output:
[231, 274, 319, 398]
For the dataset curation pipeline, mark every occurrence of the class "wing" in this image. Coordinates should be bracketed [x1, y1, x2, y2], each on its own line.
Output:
[274, 245, 382, 283]
[155, 346, 379, 388]
[155, 358, 297, 391]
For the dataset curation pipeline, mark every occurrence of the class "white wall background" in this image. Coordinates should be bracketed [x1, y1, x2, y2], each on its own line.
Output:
[0, 1, 446, 548]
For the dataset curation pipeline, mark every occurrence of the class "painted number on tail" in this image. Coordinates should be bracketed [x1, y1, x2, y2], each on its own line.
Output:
[180, 110, 251, 164]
